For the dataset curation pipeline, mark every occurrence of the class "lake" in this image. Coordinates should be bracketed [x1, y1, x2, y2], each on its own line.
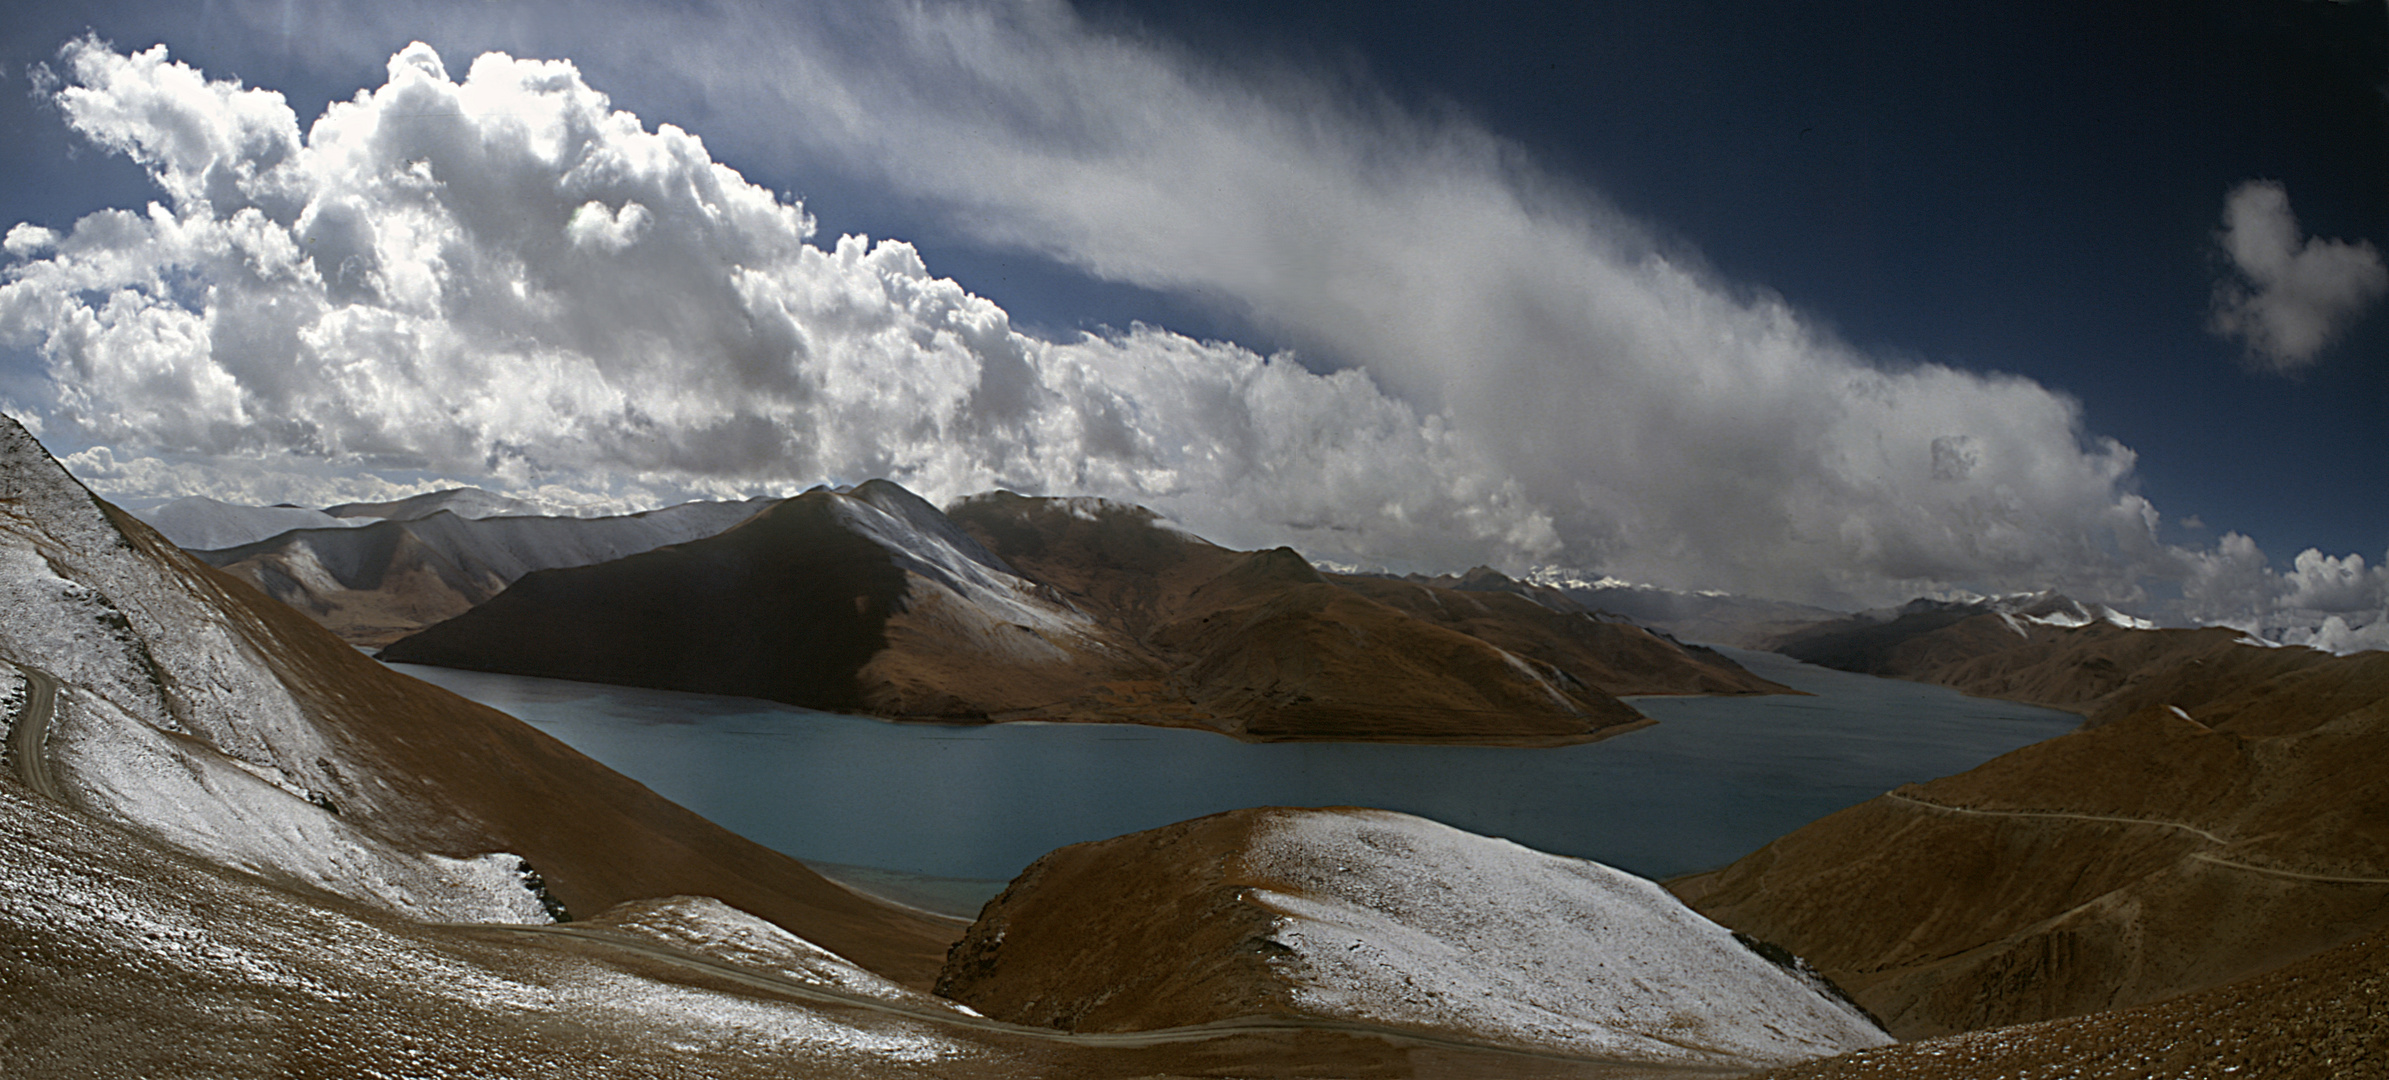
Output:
[387, 647, 2079, 916]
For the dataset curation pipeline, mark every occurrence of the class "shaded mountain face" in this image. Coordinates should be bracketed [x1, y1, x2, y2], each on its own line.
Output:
[192, 498, 774, 646]
[936, 806, 1890, 1070]
[389, 486, 1787, 743]
[0, 417, 954, 986]
[1672, 643, 2389, 1039]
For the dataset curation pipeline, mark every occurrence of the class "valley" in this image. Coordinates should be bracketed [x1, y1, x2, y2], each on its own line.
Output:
[5, 416, 2383, 1077]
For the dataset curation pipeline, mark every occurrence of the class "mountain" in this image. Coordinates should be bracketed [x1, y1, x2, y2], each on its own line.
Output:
[10, 415, 1895, 1076]
[1671, 641, 2389, 1038]
[323, 486, 544, 521]
[0, 416, 951, 984]
[935, 806, 1890, 1070]
[384, 486, 1788, 743]
[131, 494, 380, 550]
[193, 497, 775, 646]
[1763, 591, 2356, 719]
[1532, 573, 1848, 648]
[1749, 928, 2386, 1079]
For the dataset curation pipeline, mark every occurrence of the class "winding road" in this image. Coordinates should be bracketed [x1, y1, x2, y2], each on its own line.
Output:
[4, 660, 62, 802]
[1883, 790, 2389, 886]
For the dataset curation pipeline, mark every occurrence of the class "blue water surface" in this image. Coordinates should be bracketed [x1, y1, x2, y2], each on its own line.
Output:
[387, 647, 2076, 892]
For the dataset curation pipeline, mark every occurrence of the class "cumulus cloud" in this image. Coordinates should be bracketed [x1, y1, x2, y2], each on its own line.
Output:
[2174, 531, 2389, 655]
[2208, 179, 2388, 372]
[509, 0, 2178, 606]
[0, 38, 1546, 570]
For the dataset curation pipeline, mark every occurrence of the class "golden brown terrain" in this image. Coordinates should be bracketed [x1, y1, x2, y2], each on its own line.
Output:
[1750, 929, 2386, 1079]
[1673, 641, 2389, 1040]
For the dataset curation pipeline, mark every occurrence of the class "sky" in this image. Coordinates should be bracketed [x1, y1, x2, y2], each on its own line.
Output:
[0, 0, 2384, 645]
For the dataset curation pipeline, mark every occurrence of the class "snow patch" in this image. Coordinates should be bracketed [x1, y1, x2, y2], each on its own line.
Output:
[588, 896, 980, 1015]
[1241, 809, 1890, 1068]
[831, 484, 1102, 647]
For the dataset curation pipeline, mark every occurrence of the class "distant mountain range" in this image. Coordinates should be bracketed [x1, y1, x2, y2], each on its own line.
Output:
[380, 484, 1789, 744]
[182, 495, 776, 646]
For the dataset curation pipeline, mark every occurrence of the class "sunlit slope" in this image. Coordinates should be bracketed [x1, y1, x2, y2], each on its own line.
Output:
[1673, 645, 2389, 1038]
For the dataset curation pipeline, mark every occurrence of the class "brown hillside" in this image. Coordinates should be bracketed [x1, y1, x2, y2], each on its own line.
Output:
[1770, 599, 2345, 720]
[1672, 646, 2389, 1039]
[119, 506, 961, 987]
[1753, 929, 2387, 1079]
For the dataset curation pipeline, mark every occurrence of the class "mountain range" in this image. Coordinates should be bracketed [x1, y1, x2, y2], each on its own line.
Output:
[0, 416, 1923, 1076]
[182, 495, 775, 646]
[378, 483, 1787, 744]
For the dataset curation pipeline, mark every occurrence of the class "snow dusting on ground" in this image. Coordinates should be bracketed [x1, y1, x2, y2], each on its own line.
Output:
[1242, 808, 1891, 1068]
[0, 419, 547, 925]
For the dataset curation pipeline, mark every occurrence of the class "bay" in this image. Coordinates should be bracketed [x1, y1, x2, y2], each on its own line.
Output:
[387, 647, 2077, 913]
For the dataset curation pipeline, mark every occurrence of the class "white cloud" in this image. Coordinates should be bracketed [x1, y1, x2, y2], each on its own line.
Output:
[537, 0, 2176, 606]
[2172, 531, 2389, 655]
[4, 24, 2368, 623]
[2208, 179, 2389, 372]
[0, 38, 1547, 571]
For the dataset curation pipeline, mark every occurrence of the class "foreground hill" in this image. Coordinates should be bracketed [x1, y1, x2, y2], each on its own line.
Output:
[386, 486, 1786, 743]
[191, 497, 773, 646]
[0, 417, 951, 984]
[936, 806, 1890, 1070]
[1672, 642, 2389, 1038]
[1752, 928, 2385, 1079]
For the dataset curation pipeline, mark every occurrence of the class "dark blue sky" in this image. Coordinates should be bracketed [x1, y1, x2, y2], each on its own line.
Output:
[1, 0, 2383, 568]
[1031, 0, 2389, 562]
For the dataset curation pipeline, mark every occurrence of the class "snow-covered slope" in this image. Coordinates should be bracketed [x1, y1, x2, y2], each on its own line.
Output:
[1244, 810, 1889, 1066]
[0, 415, 958, 983]
[937, 806, 1889, 1070]
[132, 495, 379, 549]
[0, 424, 544, 924]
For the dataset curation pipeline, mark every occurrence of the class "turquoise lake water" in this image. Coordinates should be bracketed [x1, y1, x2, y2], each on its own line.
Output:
[388, 647, 2077, 913]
